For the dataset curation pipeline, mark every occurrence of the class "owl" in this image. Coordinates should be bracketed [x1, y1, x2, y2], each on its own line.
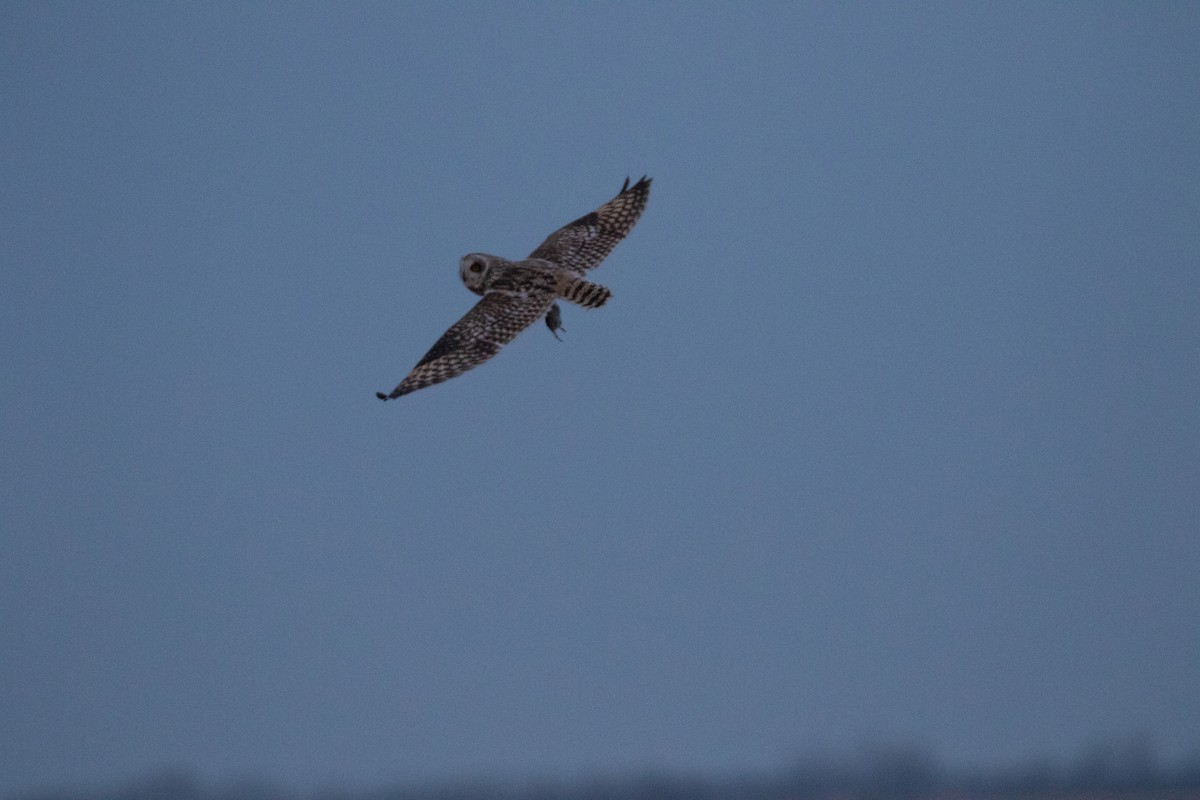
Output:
[376, 176, 651, 400]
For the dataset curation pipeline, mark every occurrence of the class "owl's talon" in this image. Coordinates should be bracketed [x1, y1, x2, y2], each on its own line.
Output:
[545, 303, 566, 341]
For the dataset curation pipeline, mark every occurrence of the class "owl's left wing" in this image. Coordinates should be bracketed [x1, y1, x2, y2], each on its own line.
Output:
[528, 176, 651, 271]
[376, 290, 555, 400]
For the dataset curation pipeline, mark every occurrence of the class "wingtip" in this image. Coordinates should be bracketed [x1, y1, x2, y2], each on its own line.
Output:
[375, 391, 389, 401]
[620, 175, 651, 195]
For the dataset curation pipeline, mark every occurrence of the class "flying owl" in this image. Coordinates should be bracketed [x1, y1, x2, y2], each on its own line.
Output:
[376, 176, 652, 400]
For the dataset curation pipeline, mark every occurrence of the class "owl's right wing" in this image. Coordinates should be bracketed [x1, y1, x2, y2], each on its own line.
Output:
[376, 290, 555, 400]
[527, 176, 651, 271]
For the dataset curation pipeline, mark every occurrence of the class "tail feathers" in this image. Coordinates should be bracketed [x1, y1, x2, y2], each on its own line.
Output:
[560, 277, 612, 309]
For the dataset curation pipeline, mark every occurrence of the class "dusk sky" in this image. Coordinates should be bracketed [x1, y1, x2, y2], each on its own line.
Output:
[2, 3, 1198, 797]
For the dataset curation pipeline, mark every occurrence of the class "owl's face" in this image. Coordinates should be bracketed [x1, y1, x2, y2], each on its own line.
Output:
[459, 254, 493, 295]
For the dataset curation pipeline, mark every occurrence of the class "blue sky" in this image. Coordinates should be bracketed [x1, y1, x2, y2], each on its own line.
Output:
[2, 2, 1198, 796]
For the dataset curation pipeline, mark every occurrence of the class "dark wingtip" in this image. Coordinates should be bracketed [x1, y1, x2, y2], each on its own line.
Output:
[627, 175, 651, 193]
[620, 175, 652, 196]
[375, 392, 389, 401]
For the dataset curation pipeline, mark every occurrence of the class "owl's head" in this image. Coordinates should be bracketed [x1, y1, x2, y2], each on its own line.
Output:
[459, 253, 494, 295]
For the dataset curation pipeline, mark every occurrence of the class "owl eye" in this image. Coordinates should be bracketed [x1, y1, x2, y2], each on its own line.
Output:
[468, 262, 483, 273]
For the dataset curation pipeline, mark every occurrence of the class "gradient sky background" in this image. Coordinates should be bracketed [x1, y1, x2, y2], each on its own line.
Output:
[3, 2, 1199, 797]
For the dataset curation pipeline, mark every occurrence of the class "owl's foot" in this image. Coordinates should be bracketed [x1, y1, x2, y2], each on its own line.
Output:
[545, 303, 565, 341]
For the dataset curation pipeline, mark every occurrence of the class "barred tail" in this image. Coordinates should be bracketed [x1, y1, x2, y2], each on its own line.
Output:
[561, 277, 612, 309]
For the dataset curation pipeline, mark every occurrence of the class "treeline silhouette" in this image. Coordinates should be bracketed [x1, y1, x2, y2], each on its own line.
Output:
[17, 738, 1200, 800]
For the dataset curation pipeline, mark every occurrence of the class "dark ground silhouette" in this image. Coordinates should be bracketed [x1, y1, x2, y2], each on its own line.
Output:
[15, 739, 1200, 800]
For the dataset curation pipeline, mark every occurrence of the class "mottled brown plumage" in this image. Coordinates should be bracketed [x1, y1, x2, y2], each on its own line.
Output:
[377, 176, 651, 401]
[529, 176, 652, 272]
